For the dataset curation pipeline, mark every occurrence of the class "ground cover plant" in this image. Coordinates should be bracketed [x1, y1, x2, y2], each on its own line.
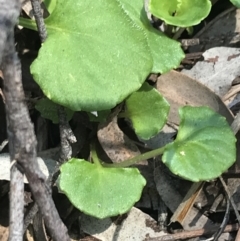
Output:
[1, 0, 240, 240]
[18, 0, 237, 218]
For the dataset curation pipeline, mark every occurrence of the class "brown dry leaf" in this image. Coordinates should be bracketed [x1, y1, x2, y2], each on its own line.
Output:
[170, 182, 203, 224]
[97, 112, 141, 164]
[156, 70, 233, 125]
[223, 84, 240, 103]
[21, 0, 49, 19]
[0, 226, 8, 241]
[22, 0, 34, 18]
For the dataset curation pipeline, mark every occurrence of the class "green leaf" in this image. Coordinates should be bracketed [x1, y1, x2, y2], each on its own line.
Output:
[229, 0, 240, 8]
[44, 0, 57, 14]
[59, 158, 146, 219]
[149, 0, 212, 27]
[30, 0, 184, 112]
[125, 82, 170, 139]
[119, 0, 185, 73]
[35, 98, 74, 123]
[162, 106, 236, 182]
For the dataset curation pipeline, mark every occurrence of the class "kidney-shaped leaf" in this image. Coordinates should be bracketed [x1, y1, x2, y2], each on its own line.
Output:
[59, 158, 146, 219]
[149, 0, 211, 27]
[30, 0, 184, 111]
[162, 106, 236, 182]
[125, 82, 170, 140]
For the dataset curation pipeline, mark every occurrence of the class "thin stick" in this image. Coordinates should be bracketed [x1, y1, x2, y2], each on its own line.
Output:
[9, 164, 24, 240]
[30, 0, 47, 42]
[0, 139, 8, 151]
[213, 195, 230, 241]
[23, 163, 61, 233]
[23, 202, 39, 233]
[58, 106, 76, 162]
[146, 223, 239, 241]
[2, 11, 70, 241]
[0, 1, 24, 240]
[219, 177, 240, 241]
[219, 176, 240, 224]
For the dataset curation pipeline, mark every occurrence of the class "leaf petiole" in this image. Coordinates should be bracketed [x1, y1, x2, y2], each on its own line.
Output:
[91, 143, 103, 168]
[102, 146, 166, 168]
[18, 17, 38, 31]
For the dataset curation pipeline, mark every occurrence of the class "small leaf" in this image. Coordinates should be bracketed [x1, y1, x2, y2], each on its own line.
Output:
[163, 106, 236, 182]
[125, 82, 170, 139]
[59, 158, 146, 219]
[35, 98, 74, 123]
[229, 0, 240, 8]
[149, 0, 212, 27]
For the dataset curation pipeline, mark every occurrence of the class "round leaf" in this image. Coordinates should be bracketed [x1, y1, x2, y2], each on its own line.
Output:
[149, 0, 212, 27]
[125, 82, 170, 139]
[30, 0, 184, 112]
[35, 98, 74, 123]
[162, 106, 236, 181]
[59, 158, 146, 219]
[31, 0, 152, 112]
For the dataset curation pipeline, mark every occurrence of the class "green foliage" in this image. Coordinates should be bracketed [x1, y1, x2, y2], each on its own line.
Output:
[163, 106, 236, 181]
[149, 0, 212, 27]
[44, 0, 57, 14]
[35, 98, 74, 123]
[229, 0, 240, 8]
[125, 82, 170, 139]
[30, 0, 184, 111]
[19, 0, 237, 219]
[117, 0, 185, 73]
[59, 106, 236, 218]
[59, 158, 146, 219]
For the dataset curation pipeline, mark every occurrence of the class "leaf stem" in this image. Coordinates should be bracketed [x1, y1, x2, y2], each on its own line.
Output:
[173, 27, 185, 39]
[91, 143, 103, 168]
[18, 17, 38, 31]
[102, 146, 166, 168]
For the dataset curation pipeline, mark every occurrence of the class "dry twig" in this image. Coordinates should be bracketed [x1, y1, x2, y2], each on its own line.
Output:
[0, 0, 70, 240]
